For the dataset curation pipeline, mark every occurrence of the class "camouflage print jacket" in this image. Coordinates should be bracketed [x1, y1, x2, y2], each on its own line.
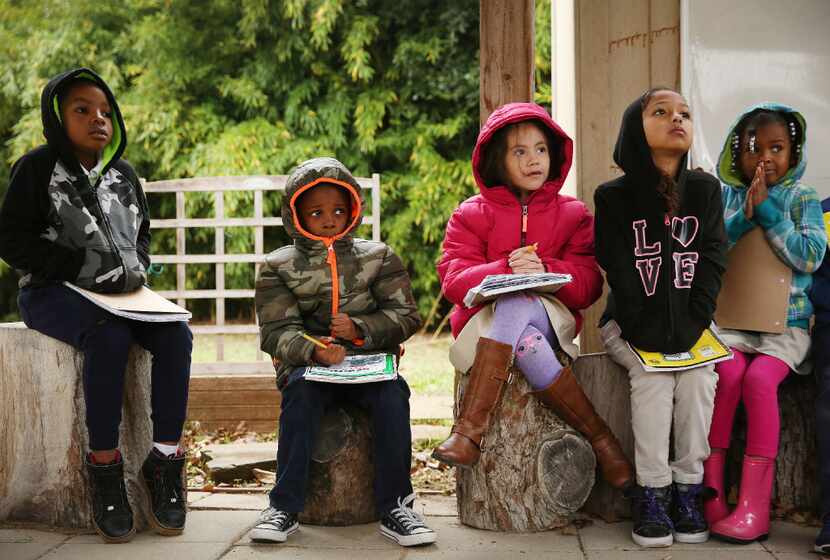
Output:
[255, 157, 421, 387]
[0, 68, 150, 293]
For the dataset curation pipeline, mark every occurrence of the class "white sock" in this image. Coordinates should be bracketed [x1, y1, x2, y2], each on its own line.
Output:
[153, 442, 180, 456]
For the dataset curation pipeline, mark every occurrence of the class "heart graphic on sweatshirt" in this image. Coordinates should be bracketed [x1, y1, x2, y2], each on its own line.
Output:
[671, 216, 699, 248]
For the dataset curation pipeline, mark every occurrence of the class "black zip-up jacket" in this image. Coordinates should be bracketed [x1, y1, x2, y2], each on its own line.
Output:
[0, 68, 150, 293]
[594, 97, 727, 353]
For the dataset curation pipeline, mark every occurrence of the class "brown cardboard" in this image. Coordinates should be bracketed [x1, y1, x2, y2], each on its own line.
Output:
[715, 227, 791, 333]
[71, 285, 189, 314]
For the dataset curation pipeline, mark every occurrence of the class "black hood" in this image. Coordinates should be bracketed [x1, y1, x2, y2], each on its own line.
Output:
[613, 95, 688, 192]
[40, 67, 127, 174]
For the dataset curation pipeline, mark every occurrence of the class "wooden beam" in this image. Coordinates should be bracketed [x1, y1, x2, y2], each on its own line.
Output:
[479, 0, 535, 124]
[574, 0, 681, 353]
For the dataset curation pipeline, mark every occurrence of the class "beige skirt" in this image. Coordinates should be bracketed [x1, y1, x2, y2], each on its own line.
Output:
[448, 295, 579, 373]
[718, 326, 812, 375]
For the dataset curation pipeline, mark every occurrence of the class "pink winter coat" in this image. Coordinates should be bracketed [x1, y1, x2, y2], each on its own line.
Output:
[438, 103, 603, 338]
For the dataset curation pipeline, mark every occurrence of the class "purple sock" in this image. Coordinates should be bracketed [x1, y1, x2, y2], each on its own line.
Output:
[486, 293, 562, 390]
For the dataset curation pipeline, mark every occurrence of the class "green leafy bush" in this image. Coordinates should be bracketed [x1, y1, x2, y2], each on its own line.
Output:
[0, 0, 550, 325]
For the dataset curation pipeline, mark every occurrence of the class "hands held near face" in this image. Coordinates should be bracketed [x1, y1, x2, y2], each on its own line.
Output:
[744, 162, 769, 220]
[508, 245, 545, 274]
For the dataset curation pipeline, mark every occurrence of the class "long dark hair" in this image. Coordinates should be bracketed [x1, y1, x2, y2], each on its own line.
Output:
[479, 119, 563, 189]
[641, 86, 682, 216]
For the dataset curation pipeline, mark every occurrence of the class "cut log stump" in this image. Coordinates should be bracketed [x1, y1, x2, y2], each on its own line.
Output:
[298, 404, 378, 526]
[0, 323, 156, 530]
[455, 370, 596, 532]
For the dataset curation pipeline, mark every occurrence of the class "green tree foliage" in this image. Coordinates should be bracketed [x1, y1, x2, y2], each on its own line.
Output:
[0, 0, 550, 325]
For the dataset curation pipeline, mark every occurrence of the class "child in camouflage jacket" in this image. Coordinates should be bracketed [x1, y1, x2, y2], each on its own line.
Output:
[252, 157, 436, 548]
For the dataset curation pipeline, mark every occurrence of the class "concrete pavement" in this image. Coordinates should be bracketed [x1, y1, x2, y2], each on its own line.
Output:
[1, 491, 824, 559]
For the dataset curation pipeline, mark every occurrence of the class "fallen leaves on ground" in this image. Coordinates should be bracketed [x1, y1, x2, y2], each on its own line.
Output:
[181, 421, 456, 495]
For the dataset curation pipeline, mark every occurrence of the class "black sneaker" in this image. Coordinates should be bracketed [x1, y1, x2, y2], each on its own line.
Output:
[672, 482, 711, 543]
[379, 493, 437, 547]
[85, 452, 135, 543]
[815, 514, 830, 554]
[250, 507, 299, 543]
[630, 485, 674, 547]
[140, 448, 187, 535]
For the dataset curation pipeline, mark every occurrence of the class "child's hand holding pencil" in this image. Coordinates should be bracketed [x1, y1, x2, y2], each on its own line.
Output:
[508, 242, 544, 274]
[302, 332, 345, 366]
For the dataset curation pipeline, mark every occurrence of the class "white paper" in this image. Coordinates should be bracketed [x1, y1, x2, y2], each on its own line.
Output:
[463, 273, 572, 308]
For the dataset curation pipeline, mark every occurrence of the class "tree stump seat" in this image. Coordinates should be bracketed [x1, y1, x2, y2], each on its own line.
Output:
[0, 322, 156, 530]
[298, 404, 378, 526]
[454, 368, 599, 532]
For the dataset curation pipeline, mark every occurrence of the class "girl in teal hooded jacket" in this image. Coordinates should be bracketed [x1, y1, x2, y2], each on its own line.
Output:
[704, 104, 826, 544]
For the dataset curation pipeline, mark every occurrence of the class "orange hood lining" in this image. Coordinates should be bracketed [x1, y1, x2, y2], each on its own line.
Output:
[288, 177, 363, 245]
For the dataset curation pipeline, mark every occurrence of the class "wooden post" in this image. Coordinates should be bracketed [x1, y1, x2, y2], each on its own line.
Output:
[574, 0, 680, 352]
[479, 0, 535, 124]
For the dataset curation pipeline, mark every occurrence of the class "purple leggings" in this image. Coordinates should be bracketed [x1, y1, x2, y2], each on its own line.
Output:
[709, 349, 790, 458]
[486, 293, 562, 390]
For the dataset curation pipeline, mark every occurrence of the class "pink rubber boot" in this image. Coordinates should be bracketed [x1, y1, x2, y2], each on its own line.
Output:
[711, 456, 774, 543]
[702, 448, 730, 524]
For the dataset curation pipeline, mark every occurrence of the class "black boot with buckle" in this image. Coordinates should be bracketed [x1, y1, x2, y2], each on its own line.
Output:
[141, 447, 187, 535]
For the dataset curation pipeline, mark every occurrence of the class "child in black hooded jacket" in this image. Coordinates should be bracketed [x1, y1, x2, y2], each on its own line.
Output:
[0, 68, 192, 543]
[593, 88, 727, 548]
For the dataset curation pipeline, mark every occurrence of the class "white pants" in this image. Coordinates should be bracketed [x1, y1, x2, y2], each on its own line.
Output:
[601, 320, 718, 488]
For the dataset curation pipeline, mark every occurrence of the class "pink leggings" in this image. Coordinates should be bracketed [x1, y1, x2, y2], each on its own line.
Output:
[709, 350, 790, 458]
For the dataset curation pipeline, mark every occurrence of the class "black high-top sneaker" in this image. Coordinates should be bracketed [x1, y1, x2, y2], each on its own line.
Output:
[141, 447, 187, 535]
[672, 482, 712, 543]
[630, 484, 674, 548]
[85, 452, 135, 543]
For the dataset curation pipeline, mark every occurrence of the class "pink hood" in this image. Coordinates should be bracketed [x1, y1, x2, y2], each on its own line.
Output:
[439, 103, 601, 338]
[472, 102, 574, 203]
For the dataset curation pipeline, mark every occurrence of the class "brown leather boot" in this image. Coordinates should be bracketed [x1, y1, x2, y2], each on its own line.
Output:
[533, 366, 633, 489]
[432, 337, 512, 468]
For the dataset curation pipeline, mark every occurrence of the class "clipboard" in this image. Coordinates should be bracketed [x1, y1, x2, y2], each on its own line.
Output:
[714, 227, 790, 333]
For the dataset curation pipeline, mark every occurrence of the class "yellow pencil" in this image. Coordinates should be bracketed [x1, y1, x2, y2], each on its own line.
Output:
[301, 332, 329, 349]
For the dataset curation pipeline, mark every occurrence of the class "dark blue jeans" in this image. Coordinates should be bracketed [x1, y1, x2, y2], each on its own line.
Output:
[815, 323, 830, 518]
[270, 369, 413, 515]
[18, 284, 192, 450]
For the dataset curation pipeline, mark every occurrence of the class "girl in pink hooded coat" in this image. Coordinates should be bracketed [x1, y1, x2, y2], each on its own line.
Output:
[431, 103, 633, 490]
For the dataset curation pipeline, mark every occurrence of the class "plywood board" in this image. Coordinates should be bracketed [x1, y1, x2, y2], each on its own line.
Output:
[715, 227, 791, 333]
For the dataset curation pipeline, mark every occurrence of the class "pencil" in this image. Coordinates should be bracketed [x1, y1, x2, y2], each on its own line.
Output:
[301, 332, 329, 349]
